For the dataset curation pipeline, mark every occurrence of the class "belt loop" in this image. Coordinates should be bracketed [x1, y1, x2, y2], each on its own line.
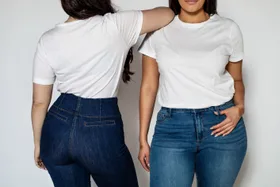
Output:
[99, 99, 102, 122]
[169, 108, 172, 117]
[75, 97, 82, 115]
[214, 106, 221, 115]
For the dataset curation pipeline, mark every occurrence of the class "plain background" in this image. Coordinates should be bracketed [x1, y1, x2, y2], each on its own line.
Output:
[1, 0, 280, 186]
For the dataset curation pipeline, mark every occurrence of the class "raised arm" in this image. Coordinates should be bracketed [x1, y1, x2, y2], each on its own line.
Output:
[138, 55, 159, 172]
[141, 7, 174, 35]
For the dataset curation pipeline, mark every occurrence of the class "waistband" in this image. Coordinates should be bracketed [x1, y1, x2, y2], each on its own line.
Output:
[161, 100, 235, 114]
[51, 93, 120, 117]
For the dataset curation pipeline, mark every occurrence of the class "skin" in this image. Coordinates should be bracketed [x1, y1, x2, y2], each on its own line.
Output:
[32, 84, 53, 170]
[31, 7, 175, 170]
[139, 0, 245, 172]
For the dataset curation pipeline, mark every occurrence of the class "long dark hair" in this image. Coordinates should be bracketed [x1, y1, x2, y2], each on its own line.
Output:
[169, 0, 217, 15]
[61, 0, 134, 83]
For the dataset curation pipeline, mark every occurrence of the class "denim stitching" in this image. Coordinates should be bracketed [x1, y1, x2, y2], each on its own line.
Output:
[53, 105, 120, 118]
[53, 105, 73, 114]
[48, 111, 68, 122]
[83, 120, 116, 127]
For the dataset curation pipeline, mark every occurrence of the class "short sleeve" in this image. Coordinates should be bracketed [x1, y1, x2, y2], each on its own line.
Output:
[110, 10, 143, 47]
[229, 22, 244, 62]
[33, 38, 55, 85]
[138, 32, 156, 59]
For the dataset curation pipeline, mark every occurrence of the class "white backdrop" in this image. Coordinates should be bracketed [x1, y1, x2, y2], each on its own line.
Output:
[0, 0, 280, 186]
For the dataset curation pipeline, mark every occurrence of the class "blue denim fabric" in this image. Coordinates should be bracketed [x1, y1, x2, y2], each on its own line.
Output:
[40, 93, 138, 187]
[150, 100, 247, 187]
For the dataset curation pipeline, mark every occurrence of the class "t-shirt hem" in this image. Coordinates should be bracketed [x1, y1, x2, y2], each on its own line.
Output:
[159, 99, 234, 109]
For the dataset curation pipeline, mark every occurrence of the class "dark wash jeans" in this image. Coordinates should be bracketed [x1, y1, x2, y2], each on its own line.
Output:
[40, 93, 138, 187]
[150, 100, 247, 187]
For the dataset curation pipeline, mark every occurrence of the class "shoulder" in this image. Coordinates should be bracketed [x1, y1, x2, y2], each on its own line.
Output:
[145, 21, 172, 43]
[103, 11, 142, 23]
[35, 28, 55, 51]
[212, 14, 240, 30]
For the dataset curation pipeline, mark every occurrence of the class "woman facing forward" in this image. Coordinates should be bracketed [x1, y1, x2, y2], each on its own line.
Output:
[138, 0, 247, 186]
[31, 0, 174, 186]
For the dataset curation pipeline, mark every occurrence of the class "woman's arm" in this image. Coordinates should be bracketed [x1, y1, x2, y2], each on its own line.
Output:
[141, 7, 174, 35]
[31, 83, 53, 169]
[138, 55, 159, 171]
[227, 61, 245, 113]
[211, 61, 245, 137]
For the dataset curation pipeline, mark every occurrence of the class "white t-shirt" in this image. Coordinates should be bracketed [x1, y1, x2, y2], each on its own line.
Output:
[139, 14, 244, 109]
[33, 11, 143, 98]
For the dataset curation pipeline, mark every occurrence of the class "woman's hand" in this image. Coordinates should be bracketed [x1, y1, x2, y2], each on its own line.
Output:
[211, 105, 244, 137]
[138, 142, 150, 172]
[34, 145, 46, 170]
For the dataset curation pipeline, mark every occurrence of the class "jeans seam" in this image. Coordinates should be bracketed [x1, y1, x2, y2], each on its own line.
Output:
[53, 106, 120, 118]
[68, 97, 82, 159]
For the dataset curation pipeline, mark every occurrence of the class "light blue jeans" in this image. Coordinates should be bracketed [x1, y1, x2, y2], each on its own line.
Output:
[150, 100, 247, 187]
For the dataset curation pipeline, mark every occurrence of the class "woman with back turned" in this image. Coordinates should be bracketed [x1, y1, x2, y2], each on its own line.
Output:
[138, 0, 247, 186]
[31, 0, 174, 186]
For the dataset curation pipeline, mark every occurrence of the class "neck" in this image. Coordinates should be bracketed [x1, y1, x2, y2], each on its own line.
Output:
[65, 17, 77, 23]
[179, 9, 209, 23]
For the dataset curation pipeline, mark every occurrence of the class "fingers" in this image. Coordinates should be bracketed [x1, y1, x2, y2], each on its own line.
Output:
[211, 122, 232, 136]
[211, 115, 235, 137]
[211, 117, 232, 130]
[145, 154, 150, 168]
[215, 126, 234, 137]
[138, 154, 150, 172]
[222, 128, 234, 136]
[219, 109, 228, 115]
[35, 158, 46, 170]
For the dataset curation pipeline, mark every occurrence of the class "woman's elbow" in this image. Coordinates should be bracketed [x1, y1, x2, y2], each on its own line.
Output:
[32, 100, 49, 109]
[141, 83, 158, 95]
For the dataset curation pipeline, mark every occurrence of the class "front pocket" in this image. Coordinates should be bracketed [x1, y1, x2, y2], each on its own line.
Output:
[156, 110, 170, 123]
[48, 111, 68, 122]
[84, 120, 116, 127]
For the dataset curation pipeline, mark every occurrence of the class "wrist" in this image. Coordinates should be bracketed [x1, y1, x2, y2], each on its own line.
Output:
[236, 104, 245, 115]
[139, 139, 148, 146]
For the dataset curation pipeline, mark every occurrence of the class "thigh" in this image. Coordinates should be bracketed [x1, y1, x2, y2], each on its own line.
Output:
[197, 119, 247, 187]
[150, 145, 195, 187]
[76, 117, 138, 187]
[42, 159, 90, 187]
[92, 145, 138, 187]
[150, 110, 197, 187]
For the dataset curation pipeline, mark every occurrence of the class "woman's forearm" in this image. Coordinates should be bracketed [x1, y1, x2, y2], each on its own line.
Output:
[32, 84, 53, 146]
[139, 86, 158, 145]
[31, 103, 49, 146]
[233, 80, 245, 114]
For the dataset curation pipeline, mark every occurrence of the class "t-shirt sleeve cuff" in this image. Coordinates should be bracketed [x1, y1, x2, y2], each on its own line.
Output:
[138, 48, 156, 59]
[229, 53, 244, 62]
[33, 78, 55, 85]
